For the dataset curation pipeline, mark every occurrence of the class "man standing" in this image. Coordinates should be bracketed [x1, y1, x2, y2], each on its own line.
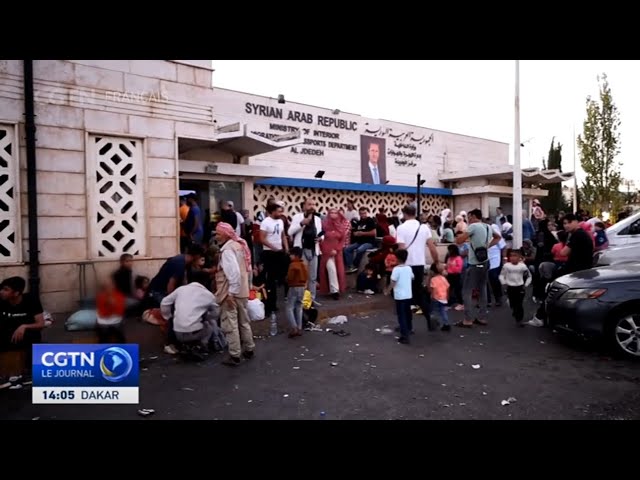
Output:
[215, 222, 255, 366]
[184, 194, 203, 246]
[0, 277, 45, 375]
[456, 209, 501, 328]
[495, 207, 505, 226]
[362, 140, 386, 185]
[396, 205, 440, 331]
[560, 214, 594, 274]
[179, 197, 190, 253]
[260, 202, 289, 322]
[344, 207, 377, 273]
[289, 198, 323, 301]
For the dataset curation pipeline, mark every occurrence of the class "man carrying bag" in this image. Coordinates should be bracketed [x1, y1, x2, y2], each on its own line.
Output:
[455, 209, 501, 328]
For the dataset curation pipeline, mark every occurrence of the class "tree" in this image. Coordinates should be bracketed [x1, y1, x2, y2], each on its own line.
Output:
[577, 73, 622, 217]
[540, 137, 568, 214]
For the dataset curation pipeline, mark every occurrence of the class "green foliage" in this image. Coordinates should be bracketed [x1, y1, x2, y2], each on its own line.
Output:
[577, 73, 622, 217]
[540, 138, 570, 214]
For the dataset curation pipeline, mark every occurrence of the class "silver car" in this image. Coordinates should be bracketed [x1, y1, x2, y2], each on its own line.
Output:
[594, 244, 640, 267]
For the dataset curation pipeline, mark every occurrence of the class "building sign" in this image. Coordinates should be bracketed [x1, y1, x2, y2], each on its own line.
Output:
[236, 98, 439, 185]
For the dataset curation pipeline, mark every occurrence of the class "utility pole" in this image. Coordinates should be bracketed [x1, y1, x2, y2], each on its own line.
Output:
[573, 125, 578, 214]
[512, 60, 523, 249]
[416, 173, 421, 217]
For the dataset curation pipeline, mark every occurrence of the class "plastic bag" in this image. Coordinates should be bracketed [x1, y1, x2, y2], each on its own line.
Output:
[65, 309, 97, 331]
[247, 298, 265, 322]
[302, 289, 312, 310]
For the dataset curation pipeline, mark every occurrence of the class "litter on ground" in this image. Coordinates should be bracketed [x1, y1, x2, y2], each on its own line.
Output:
[328, 315, 348, 325]
[283, 394, 289, 398]
[330, 362, 339, 367]
[472, 364, 481, 369]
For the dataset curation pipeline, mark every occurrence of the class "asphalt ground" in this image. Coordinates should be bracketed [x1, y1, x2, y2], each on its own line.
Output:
[2, 297, 640, 420]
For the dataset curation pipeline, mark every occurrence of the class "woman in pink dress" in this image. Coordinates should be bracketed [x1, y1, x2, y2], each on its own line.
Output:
[319, 208, 348, 300]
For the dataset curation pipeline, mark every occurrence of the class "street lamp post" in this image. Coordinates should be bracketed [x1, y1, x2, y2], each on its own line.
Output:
[512, 60, 523, 249]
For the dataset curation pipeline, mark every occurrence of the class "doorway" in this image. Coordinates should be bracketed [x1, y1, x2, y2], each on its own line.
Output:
[179, 179, 244, 245]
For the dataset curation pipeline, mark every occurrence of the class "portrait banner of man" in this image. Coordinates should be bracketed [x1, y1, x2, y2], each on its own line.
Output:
[360, 136, 387, 185]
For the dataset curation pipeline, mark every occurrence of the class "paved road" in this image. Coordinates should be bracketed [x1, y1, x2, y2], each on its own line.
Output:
[3, 299, 640, 420]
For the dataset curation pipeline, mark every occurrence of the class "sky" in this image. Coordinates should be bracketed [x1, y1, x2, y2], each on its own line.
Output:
[210, 60, 640, 188]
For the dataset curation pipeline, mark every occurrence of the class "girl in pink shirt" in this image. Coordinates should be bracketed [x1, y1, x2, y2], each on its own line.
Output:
[445, 244, 464, 311]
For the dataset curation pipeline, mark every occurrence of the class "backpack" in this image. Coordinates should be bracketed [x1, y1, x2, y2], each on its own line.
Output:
[470, 224, 492, 264]
[301, 214, 318, 250]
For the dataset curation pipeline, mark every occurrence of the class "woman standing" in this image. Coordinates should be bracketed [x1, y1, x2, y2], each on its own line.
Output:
[319, 208, 348, 300]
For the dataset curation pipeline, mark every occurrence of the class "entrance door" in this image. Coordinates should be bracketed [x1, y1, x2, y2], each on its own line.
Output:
[178, 179, 244, 245]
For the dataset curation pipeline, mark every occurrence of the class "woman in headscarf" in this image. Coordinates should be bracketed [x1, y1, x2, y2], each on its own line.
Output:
[319, 208, 348, 300]
[375, 208, 390, 237]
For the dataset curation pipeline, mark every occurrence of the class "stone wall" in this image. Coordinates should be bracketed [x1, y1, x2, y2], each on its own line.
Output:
[0, 60, 216, 314]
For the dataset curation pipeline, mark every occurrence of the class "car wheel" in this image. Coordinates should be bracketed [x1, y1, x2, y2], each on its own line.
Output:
[607, 311, 640, 360]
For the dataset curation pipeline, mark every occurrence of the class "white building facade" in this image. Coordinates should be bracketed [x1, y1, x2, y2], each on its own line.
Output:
[0, 60, 560, 315]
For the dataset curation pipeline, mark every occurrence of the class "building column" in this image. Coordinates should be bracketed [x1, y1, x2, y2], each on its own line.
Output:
[481, 194, 490, 219]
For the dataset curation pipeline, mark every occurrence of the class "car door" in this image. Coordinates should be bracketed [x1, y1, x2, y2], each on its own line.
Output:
[614, 218, 640, 246]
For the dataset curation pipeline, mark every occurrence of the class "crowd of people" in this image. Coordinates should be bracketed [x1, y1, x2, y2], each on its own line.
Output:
[0, 192, 614, 379]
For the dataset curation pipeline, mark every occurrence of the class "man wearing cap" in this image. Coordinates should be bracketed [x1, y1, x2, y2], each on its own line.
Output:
[214, 222, 255, 366]
[0, 277, 45, 373]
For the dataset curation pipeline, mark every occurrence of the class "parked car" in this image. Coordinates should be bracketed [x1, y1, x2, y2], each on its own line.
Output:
[606, 211, 640, 247]
[593, 244, 640, 267]
[546, 264, 640, 359]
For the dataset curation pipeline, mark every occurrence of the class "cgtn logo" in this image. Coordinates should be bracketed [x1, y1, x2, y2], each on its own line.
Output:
[32, 344, 139, 405]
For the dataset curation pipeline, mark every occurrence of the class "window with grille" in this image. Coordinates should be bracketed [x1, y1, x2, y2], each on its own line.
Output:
[0, 125, 19, 263]
[87, 135, 146, 258]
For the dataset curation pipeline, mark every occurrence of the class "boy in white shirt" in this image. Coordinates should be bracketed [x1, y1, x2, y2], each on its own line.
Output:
[498, 249, 532, 326]
[386, 249, 414, 345]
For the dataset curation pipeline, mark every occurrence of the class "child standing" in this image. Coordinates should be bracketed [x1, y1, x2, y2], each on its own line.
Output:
[286, 247, 308, 338]
[95, 275, 127, 343]
[429, 263, 451, 331]
[445, 244, 464, 310]
[499, 249, 532, 326]
[384, 244, 399, 286]
[386, 249, 414, 345]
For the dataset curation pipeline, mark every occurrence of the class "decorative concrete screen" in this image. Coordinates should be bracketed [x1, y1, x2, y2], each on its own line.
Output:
[0, 125, 19, 263]
[87, 135, 146, 259]
[253, 185, 450, 220]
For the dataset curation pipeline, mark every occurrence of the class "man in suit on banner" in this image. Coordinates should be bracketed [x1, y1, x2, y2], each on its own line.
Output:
[360, 137, 387, 185]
